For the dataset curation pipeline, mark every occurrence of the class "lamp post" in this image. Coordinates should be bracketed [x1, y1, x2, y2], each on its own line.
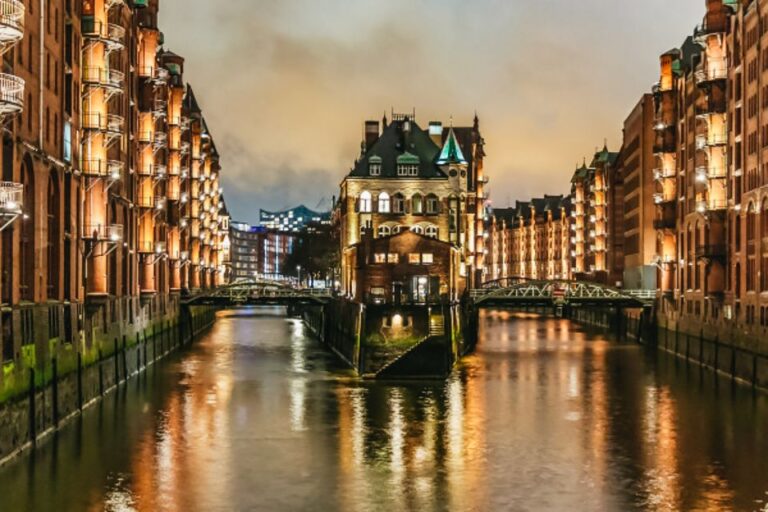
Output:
[296, 265, 302, 288]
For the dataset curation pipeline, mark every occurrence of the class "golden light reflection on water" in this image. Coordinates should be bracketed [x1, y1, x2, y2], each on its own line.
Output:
[3, 308, 768, 512]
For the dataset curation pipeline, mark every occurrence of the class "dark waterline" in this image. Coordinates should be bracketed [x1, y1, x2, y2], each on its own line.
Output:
[0, 307, 767, 511]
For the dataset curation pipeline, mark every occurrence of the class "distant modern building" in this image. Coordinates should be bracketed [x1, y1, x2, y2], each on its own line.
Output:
[229, 222, 297, 282]
[259, 205, 331, 233]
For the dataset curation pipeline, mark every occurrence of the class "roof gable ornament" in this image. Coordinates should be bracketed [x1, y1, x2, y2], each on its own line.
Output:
[436, 126, 467, 165]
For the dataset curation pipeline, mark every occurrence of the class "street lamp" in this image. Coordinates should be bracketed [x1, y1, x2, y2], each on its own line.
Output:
[296, 265, 302, 287]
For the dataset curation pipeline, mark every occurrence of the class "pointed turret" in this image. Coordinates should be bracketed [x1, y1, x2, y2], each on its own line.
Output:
[436, 127, 467, 165]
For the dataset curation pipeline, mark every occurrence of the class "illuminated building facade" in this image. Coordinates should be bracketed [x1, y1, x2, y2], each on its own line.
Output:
[487, 195, 572, 282]
[337, 112, 486, 301]
[259, 204, 330, 233]
[0, 1, 229, 372]
[229, 221, 297, 282]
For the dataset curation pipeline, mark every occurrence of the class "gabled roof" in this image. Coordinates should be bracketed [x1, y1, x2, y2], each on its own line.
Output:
[348, 119, 446, 179]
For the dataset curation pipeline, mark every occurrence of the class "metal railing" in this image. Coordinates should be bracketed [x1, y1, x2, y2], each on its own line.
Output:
[0, 0, 24, 46]
[82, 67, 125, 89]
[0, 73, 24, 114]
[82, 223, 123, 242]
[0, 181, 22, 215]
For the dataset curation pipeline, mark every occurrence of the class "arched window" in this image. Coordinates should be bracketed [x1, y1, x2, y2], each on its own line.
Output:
[747, 202, 757, 242]
[392, 225, 403, 235]
[392, 193, 405, 214]
[410, 225, 424, 235]
[359, 191, 372, 213]
[425, 225, 439, 238]
[425, 194, 439, 214]
[20, 158, 34, 301]
[378, 192, 390, 213]
[47, 170, 60, 300]
[412, 193, 423, 215]
[378, 225, 391, 237]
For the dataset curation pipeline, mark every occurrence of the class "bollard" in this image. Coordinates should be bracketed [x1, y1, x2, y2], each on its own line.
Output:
[98, 348, 104, 396]
[77, 352, 83, 411]
[28, 368, 36, 443]
[52, 357, 59, 426]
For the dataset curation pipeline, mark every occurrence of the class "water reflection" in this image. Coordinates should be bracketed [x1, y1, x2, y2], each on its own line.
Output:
[0, 308, 767, 511]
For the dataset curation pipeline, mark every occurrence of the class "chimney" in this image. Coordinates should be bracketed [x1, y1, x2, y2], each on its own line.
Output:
[429, 122, 443, 146]
[364, 120, 380, 151]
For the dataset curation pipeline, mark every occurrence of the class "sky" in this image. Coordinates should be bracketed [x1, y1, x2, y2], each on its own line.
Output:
[160, 0, 704, 222]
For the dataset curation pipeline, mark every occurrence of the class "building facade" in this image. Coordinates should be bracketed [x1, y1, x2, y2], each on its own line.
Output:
[337, 112, 487, 303]
[259, 204, 330, 233]
[229, 221, 297, 282]
[487, 195, 572, 282]
[0, 1, 228, 370]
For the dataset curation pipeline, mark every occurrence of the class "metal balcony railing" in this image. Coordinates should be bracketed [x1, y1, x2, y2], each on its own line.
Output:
[106, 114, 124, 135]
[137, 130, 153, 144]
[137, 241, 155, 254]
[696, 133, 727, 149]
[695, 165, 726, 180]
[152, 99, 167, 117]
[0, 181, 22, 215]
[0, 0, 25, 48]
[154, 131, 167, 149]
[154, 165, 167, 180]
[136, 196, 154, 209]
[694, 66, 727, 85]
[81, 159, 124, 179]
[83, 67, 125, 90]
[83, 224, 124, 242]
[0, 73, 24, 115]
[653, 168, 676, 181]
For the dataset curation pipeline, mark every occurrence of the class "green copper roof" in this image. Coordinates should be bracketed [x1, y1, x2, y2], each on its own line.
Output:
[396, 152, 420, 165]
[369, 155, 382, 164]
[436, 127, 467, 165]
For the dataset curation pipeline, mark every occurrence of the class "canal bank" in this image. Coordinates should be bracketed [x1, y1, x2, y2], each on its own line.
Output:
[0, 301, 217, 465]
[566, 304, 768, 391]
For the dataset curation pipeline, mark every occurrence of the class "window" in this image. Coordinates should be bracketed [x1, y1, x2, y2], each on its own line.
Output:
[421, 253, 434, 264]
[378, 225, 391, 237]
[374, 253, 387, 263]
[378, 192, 390, 213]
[359, 191, 372, 213]
[410, 225, 424, 235]
[426, 194, 439, 214]
[408, 253, 421, 264]
[398, 164, 419, 176]
[393, 193, 405, 213]
[425, 225, 438, 238]
[369, 163, 381, 176]
[412, 194, 423, 214]
[387, 253, 399, 264]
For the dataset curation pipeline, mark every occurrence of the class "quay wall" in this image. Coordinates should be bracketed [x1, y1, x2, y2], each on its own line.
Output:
[0, 297, 217, 465]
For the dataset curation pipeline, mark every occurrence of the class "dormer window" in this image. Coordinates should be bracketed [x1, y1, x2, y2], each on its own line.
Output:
[396, 152, 420, 177]
[369, 156, 382, 176]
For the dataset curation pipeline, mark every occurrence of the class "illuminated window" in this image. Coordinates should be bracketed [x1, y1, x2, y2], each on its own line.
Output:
[410, 225, 424, 235]
[378, 225, 391, 237]
[378, 192, 391, 213]
[374, 253, 387, 263]
[359, 191, 372, 213]
[397, 164, 419, 176]
[408, 253, 421, 264]
[426, 194, 439, 214]
[387, 253, 399, 264]
[412, 194, 423, 214]
[421, 253, 434, 264]
[425, 225, 438, 238]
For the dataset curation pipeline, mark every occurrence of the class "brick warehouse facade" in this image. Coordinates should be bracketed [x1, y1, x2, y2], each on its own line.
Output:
[0, 1, 229, 383]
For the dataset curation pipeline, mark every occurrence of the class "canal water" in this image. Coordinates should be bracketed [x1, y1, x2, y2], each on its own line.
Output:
[0, 308, 767, 511]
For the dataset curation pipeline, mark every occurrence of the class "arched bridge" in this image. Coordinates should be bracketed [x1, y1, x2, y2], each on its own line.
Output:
[184, 279, 333, 306]
[470, 278, 653, 308]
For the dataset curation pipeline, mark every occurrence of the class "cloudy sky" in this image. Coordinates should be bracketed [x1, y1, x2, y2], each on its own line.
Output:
[160, 0, 703, 222]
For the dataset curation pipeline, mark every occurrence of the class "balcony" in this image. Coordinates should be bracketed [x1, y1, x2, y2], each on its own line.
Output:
[654, 193, 675, 205]
[694, 66, 727, 85]
[82, 223, 123, 242]
[0, 0, 25, 47]
[696, 133, 727, 150]
[180, 141, 191, 155]
[81, 159, 124, 180]
[82, 67, 125, 91]
[0, 181, 22, 216]
[653, 168, 676, 181]
[137, 130, 153, 144]
[696, 199, 728, 213]
[152, 99, 167, 118]
[153, 165, 167, 180]
[137, 241, 155, 254]
[694, 18, 728, 44]
[695, 165, 726, 181]
[0, 73, 24, 115]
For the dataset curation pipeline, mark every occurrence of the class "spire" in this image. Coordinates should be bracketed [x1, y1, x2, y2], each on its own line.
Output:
[437, 126, 467, 165]
[382, 111, 388, 129]
[473, 111, 479, 130]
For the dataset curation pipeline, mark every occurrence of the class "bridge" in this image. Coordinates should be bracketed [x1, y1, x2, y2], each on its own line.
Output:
[470, 277, 654, 309]
[184, 279, 333, 306]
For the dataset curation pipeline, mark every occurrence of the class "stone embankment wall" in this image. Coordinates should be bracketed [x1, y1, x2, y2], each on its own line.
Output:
[0, 304, 217, 465]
